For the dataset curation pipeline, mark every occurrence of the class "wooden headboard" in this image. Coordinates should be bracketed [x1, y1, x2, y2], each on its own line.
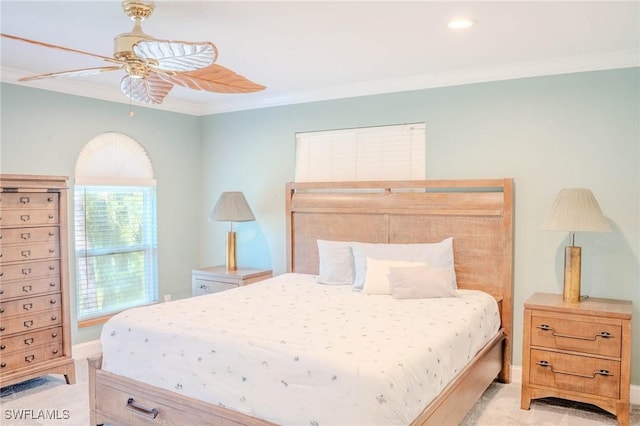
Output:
[285, 178, 514, 381]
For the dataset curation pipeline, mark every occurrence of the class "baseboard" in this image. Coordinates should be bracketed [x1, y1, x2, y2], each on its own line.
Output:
[511, 365, 640, 406]
[72, 339, 102, 360]
[71, 343, 640, 406]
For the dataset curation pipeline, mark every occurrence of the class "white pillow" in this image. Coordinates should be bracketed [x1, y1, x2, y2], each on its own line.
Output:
[361, 257, 427, 295]
[389, 265, 458, 299]
[352, 237, 456, 291]
[316, 240, 354, 285]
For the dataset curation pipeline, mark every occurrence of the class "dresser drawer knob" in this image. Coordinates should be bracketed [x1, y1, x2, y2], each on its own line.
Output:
[0, 289, 4, 294]
[50, 299, 57, 305]
[47, 197, 54, 203]
[20, 214, 30, 222]
[22, 285, 32, 293]
[23, 303, 33, 311]
[25, 355, 35, 363]
[48, 214, 54, 219]
[20, 196, 30, 204]
[48, 266, 55, 271]
[51, 332, 58, 338]
[1, 362, 6, 368]
[22, 268, 31, 275]
[52, 349, 59, 355]
[536, 360, 614, 379]
[0, 344, 5, 350]
[22, 250, 31, 258]
[536, 324, 615, 341]
[0, 326, 5, 332]
[24, 338, 34, 345]
[0, 307, 4, 313]
[24, 320, 33, 328]
[51, 315, 57, 321]
[21, 232, 31, 240]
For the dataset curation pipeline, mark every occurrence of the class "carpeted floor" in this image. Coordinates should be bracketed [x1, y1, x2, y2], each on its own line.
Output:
[1, 359, 639, 425]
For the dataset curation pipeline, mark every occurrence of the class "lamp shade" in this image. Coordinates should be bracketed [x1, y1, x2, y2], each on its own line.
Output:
[211, 191, 255, 222]
[540, 188, 610, 232]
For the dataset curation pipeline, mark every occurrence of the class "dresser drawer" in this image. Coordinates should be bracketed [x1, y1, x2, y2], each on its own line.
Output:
[0, 342, 63, 373]
[0, 293, 61, 318]
[0, 209, 59, 227]
[194, 278, 237, 295]
[0, 242, 60, 263]
[0, 309, 62, 337]
[531, 314, 621, 357]
[530, 348, 620, 399]
[0, 192, 58, 210]
[0, 326, 63, 355]
[0, 276, 60, 301]
[0, 226, 59, 245]
[0, 259, 60, 282]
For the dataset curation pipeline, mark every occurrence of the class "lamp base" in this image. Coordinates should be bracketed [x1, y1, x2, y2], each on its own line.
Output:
[225, 231, 237, 271]
[563, 246, 581, 303]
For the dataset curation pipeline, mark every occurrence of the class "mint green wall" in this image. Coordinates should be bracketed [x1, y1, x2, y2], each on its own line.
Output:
[0, 84, 202, 343]
[1, 68, 638, 385]
[201, 68, 640, 384]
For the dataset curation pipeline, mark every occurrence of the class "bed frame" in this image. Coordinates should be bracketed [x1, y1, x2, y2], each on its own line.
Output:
[89, 178, 514, 425]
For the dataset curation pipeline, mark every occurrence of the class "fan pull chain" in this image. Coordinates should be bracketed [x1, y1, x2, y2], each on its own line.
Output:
[128, 81, 134, 117]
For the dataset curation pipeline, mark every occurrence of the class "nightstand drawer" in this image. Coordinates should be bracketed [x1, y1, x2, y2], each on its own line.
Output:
[531, 314, 621, 357]
[193, 279, 237, 295]
[530, 349, 620, 399]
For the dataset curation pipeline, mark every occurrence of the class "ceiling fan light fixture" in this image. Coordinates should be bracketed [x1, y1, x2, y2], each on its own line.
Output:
[448, 18, 475, 29]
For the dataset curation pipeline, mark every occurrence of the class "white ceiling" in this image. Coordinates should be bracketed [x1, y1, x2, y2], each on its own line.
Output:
[1, 1, 638, 116]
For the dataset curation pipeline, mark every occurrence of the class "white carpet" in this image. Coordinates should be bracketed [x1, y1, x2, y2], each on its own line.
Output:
[1, 359, 639, 425]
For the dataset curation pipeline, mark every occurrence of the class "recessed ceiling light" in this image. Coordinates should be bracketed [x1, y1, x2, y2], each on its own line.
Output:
[448, 18, 475, 29]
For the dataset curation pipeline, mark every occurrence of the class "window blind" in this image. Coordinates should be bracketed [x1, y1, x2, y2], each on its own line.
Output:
[295, 123, 426, 182]
[74, 185, 158, 320]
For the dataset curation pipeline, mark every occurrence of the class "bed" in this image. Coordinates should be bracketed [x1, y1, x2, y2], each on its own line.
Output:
[88, 178, 514, 425]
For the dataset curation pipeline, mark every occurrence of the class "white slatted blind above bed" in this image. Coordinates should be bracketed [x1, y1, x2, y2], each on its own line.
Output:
[295, 123, 426, 182]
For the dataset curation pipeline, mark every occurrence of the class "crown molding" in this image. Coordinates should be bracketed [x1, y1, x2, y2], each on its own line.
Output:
[2, 49, 638, 117]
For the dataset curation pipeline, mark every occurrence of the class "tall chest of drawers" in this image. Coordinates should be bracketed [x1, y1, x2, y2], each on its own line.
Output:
[521, 292, 632, 426]
[0, 174, 75, 387]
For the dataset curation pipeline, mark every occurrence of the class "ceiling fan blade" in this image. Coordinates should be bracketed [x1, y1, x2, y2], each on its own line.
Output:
[133, 39, 217, 72]
[158, 64, 265, 94]
[1, 33, 121, 64]
[19, 66, 124, 82]
[121, 72, 173, 104]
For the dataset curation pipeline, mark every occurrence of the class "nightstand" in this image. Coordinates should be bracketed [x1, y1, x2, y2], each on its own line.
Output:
[191, 266, 272, 296]
[521, 292, 632, 426]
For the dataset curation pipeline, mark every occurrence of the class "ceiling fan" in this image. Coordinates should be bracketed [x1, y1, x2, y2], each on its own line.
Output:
[1, 1, 265, 104]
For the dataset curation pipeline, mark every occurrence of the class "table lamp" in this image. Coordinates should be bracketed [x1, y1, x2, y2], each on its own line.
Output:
[211, 191, 255, 270]
[540, 188, 610, 302]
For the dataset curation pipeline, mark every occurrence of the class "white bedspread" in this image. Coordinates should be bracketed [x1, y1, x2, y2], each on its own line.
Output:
[101, 273, 500, 426]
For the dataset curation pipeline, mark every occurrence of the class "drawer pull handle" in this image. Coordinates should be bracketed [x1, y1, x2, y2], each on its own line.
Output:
[23, 285, 32, 293]
[536, 324, 614, 341]
[126, 398, 159, 419]
[0, 307, 4, 314]
[21, 232, 31, 240]
[20, 214, 30, 222]
[24, 338, 34, 345]
[536, 360, 614, 379]
[25, 355, 35, 363]
[20, 196, 30, 204]
[22, 268, 31, 275]
[48, 214, 54, 219]
[22, 250, 31, 258]
[0, 326, 5, 332]
[47, 197, 53, 203]
[0, 345, 5, 350]
[23, 303, 33, 310]
[24, 320, 33, 328]
[48, 266, 55, 271]
[1, 362, 6, 368]
[50, 299, 57, 305]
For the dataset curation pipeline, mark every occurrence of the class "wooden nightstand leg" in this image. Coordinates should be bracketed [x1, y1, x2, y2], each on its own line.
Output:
[520, 386, 532, 410]
[616, 403, 629, 426]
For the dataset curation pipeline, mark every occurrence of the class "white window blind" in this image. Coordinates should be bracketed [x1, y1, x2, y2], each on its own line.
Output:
[74, 186, 158, 320]
[295, 123, 426, 182]
[74, 132, 158, 322]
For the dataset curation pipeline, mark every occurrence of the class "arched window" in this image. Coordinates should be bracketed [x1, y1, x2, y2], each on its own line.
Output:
[74, 132, 158, 325]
